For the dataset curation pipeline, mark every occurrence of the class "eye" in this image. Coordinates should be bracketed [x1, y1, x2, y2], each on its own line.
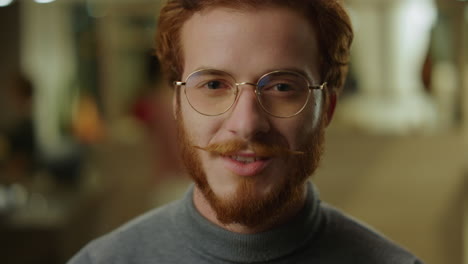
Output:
[206, 80, 223, 90]
[195, 78, 233, 96]
[262, 81, 299, 93]
[273, 83, 293, 92]
[197, 79, 232, 90]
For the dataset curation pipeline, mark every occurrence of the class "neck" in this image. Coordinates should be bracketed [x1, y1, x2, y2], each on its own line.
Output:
[192, 184, 308, 234]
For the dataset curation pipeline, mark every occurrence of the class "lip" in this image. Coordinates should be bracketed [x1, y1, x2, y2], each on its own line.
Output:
[221, 154, 271, 177]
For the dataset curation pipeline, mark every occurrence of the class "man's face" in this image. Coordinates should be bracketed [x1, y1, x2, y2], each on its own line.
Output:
[176, 6, 328, 228]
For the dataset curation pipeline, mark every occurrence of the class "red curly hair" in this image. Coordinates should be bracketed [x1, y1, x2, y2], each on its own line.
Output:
[155, 0, 353, 94]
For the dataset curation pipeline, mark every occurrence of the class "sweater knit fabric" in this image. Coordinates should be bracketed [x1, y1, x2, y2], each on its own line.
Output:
[68, 182, 423, 264]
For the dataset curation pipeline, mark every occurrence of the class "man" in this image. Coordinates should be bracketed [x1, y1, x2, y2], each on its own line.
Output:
[69, 0, 423, 263]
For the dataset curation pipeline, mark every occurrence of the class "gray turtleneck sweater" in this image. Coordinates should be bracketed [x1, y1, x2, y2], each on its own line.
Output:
[68, 182, 423, 263]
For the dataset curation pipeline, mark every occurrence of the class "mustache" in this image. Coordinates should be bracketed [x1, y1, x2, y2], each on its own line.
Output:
[193, 140, 304, 156]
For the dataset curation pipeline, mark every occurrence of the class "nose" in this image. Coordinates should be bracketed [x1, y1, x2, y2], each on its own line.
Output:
[223, 84, 270, 140]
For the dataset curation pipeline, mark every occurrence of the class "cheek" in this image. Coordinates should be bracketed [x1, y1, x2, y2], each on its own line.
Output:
[180, 98, 223, 146]
[278, 95, 323, 149]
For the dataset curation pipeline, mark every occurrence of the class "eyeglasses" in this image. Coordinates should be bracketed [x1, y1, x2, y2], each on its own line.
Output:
[174, 69, 327, 118]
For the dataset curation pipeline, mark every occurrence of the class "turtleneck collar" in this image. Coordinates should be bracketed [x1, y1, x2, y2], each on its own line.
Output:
[175, 181, 322, 263]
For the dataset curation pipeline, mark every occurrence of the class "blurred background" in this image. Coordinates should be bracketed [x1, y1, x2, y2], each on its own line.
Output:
[0, 0, 467, 263]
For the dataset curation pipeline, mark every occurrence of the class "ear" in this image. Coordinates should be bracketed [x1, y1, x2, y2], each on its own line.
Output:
[324, 90, 337, 127]
[172, 87, 178, 120]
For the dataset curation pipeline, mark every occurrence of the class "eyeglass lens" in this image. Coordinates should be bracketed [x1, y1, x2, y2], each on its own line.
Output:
[184, 69, 312, 117]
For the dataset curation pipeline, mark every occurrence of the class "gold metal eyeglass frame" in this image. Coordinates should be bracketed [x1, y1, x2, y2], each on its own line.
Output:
[174, 69, 327, 118]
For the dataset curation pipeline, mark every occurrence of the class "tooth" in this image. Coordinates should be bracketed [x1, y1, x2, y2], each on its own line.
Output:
[230, 156, 256, 163]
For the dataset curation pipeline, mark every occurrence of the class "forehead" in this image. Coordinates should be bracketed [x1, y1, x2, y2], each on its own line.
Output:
[180, 6, 320, 80]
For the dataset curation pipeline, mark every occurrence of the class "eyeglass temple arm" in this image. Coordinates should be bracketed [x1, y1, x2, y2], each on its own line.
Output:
[174, 81, 186, 86]
[309, 82, 327, 90]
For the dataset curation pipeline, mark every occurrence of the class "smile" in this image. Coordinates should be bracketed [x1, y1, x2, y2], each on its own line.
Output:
[228, 155, 268, 163]
[221, 154, 272, 176]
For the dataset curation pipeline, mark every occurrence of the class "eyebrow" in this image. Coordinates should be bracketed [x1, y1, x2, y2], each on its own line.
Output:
[190, 66, 316, 83]
[265, 67, 315, 82]
[192, 66, 230, 73]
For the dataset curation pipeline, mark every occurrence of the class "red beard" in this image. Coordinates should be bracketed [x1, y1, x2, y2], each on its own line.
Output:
[176, 108, 325, 230]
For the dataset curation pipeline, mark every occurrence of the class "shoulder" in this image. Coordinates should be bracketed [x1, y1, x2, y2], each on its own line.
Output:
[67, 200, 184, 264]
[314, 202, 424, 264]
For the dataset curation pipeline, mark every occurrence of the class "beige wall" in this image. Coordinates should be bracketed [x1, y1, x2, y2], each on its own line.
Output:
[315, 126, 467, 264]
